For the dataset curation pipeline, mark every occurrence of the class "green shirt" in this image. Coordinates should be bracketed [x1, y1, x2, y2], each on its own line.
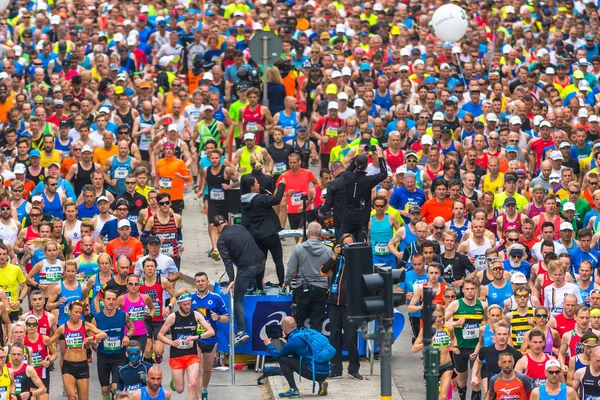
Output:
[229, 99, 249, 139]
[453, 298, 484, 349]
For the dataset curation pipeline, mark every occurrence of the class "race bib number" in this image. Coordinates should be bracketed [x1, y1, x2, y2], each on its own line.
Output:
[177, 334, 194, 349]
[129, 306, 145, 321]
[516, 331, 526, 345]
[31, 352, 42, 367]
[462, 323, 478, 339]
[380, 109, 388, 119]
[114, 168, 128, 179]
[247, 122, 258, 132]
[325, 126, 338, 138]
[273, 162, 287, 174]
[210, 188, 225, 201]
[474, 254, 486, 271]
[0, 386, 7, 400]
[374, 242, 389, 255]
[45, 266, 62, 282]
[284, 127, 295, 138]
[153, 301, 161, 317]
[159, 178, 172, 189]
[104, 336, 121, 350]
[65, 331, 83, 349]
[291, 193, 303, 206]
[160, 244, 174, 256]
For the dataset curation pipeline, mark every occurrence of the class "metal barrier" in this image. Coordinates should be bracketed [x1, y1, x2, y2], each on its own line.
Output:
[229, 288, 236, 386]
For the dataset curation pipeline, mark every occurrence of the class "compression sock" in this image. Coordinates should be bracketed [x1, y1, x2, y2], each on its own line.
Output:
[458, 386, 467, 400]
[471, 390, 481, 400]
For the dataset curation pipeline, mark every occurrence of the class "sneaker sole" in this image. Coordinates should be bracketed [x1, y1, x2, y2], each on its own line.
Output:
[347, 374, 363, 380]
[234, 335, 250, 346]
[319, 381, 328, 396]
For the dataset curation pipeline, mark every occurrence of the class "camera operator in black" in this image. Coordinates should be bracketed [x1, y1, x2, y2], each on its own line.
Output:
[339, 148, 388, 242]
[320, 233, 362, 380]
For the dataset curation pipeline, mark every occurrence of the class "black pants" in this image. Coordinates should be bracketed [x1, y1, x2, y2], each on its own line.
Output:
[234, 263, 265, 332]
[279, 356, 328, 389]
[320, 153, 330, 170]
[255, 234, 285, 285]
[328, 304, 359, 375]
[293, 286, 327, 332]
[339, 221, 367, 242]
[409, 316, 421, 344]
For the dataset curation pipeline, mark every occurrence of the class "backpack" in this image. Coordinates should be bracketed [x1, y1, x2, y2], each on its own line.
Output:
[297, 328, 335, 364]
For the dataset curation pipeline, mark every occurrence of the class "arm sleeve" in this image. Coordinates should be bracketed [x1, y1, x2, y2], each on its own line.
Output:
[321, 181, 336, 214]
[284, 248, 299, 285]
[320, 257, 337, 276]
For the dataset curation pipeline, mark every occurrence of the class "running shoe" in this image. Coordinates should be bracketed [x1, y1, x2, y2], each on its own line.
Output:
[211, 250, 221, 261]
[329, 372, 342, 379]
[318, 381, 328, 396]
[233, 331, 249, 346]
[279, 388, 300, 398]
[347, 372, 364, 380]
[255, 290, 267, 296]
[202, 389, 208, 400]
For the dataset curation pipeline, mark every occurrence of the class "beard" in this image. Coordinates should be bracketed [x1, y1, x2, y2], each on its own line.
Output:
[509, 258, 521, 269]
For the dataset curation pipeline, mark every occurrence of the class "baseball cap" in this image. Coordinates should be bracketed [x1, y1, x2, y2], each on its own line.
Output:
[163, 142, 175, 149]
[550, 150, 564, 161]
[341, 67, 352, 76]
[540, 121, 552, 128]
[559, 141, 571, 149]
[353, 99, 364, 108]
[574, 70, 585, 79]
[13, 164, 25, 174]
[421, 135, 434, 146]
[511, 272, 527, 284]
[162, 117, 173, 125]
[117, 219, 131, 229]
[505, 173, 517, 182]
[331, 71, 342, 79]
[29, 149, 40, 158]
[504, 197, 517, 206]
[0, 201, 11, 209]
[590, 115, 600, 123]
[297, 125, 308, 131]
[98, 106, 111, 114]
[328, 101, 339, 110]
[395, 166, 407, 175]
[48, 162, 60, 169]
[244, 132, 255, 140]
[337, 92, 349, 101]
[31, 195, 43, 203]
[148, 235, 161, 245]
[562, 202, 576, 212]
[432, 112, 445, 121]
[486, 114, 498, 122]
[359, 63, 371, 71]
[509, 116, 522, 125]
[97, 195, 109, 203]
[506, 145, 517, 153]
[167, 124, 178, 132]
[549, 173, 561, 182]
[545, 359, 562, 371]
[326, 84, 338, 95]
[408, 205, 421, 214]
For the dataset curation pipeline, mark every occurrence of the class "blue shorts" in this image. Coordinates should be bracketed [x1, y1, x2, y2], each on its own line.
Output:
[373, 253, 397, 268]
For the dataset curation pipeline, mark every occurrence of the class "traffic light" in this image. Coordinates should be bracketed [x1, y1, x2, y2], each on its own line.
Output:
[362, 264, 406, 327]
[345, 243, 376, 322]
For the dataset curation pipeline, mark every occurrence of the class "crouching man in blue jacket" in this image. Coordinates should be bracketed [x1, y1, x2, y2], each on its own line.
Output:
[264, 316, 330, 397]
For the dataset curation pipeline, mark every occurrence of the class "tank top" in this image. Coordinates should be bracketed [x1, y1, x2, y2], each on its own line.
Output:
[449, 219, 469, 243]
[213, 106, 225, 124]
[122, 294, 147, 336]
[138, 114, 155, 151]
[206, 164, 229, 206]
[510, 307, 534, 349]
[539, 383, 567, 400]
[581, 365, 600, 399]
[305, 79, 320, 114]
[0, 365, 10, 399]
[535, 213, 561, 240]
[574, 354, 589, 372]
[277, 110, 299, 143]
[485, 209, 499, 237]
[487, 280, 514, 307]
[24, 311, 51, 336]
[109, 156, 133, 195]
[140, 276, 165, 322]
[39, 259, 62, 286]
[525, 353, 549, 387]
[64, 220, 82, 246]
[64, 321, 86, 350]
[26, 166, 44, 185]
[239, 146, 261, 177]
[15, 201, 28, 225]
[408, 167, 424, 189]
[0, 219, 18, 246]
[140, 387, 167, 400]
[242, 104, 265, 145]
[370, 214, 393, 256]
[77, 254, 99, 279]
[42, 191, 64, 219]
[579, 277, 596, 307]
[544, 327, 555, 356]
[399, 224, 418, 252]
[91, 272, 113, 315]
[95, 309, 127, 355]
[537, 263, 553, 305]
[196, 119, 221, 150]
[57, 281, 83, 326]
[453, 298, 484, 349]
[170, 311, 202, 358]
[483, 324, 494, 347]
[268, 144, 293, 176]
[568, 329, 584, 360]
[424, 162, 441, 182]
[11, 363, 33, 395]
[152, 213, 179, 258]
[502, 213, 523, 236]
[291, 139, 310, 169]
[116, 108, 134, 127]
[73, 162, 95, 196]
[468, 238, 492, 271]
[554, 313, 576, 339]
[40, 150, 61, 169]
[24, 333, 48, 379]
[374, 89, 392, 113]
[528, 202, 545, 219]
[384, 148, 404, 173]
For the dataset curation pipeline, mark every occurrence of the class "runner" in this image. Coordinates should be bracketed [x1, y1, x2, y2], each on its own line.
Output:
[23, 313, 56, 400]
[116, 274, 155, 354]
[530, 359, 578, 400]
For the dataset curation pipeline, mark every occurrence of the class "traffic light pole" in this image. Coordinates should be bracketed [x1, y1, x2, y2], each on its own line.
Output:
[358, 324, 394, 400]
[422, 287, 440, 400]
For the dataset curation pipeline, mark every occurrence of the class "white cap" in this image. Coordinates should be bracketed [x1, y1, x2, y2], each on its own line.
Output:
[140, 5, 149, 12]
[503, 44, 512, 54]
[506, 5, 515, 13]
[13, 164, 25, 174]
[337, 92, 349, 101]
[203, 72, 214, 81]
[399, 65, 409, 71]
[31, 195, 43, 203]
[579, 81, 590, 90]
[486, 113, 498, 122]
[413, 59, 424, 66]
[336, 23, 345, 33]
[345, 28, 355, 38]
[421, 135, 434, 145]
[373, 3, 383, 11]
[117, 219, 131, 229]
[12, 45, 22, 57]
[395, 166, 407, 175]
[590, 115, 600, 123]
[331, 70, 342, 79]
[559, 141, 571, 149]
[400, 48, 410, 57]
[353, 99, 364, 108]
[159, 55, 174, 68]
[235, 19, 245, 27]
[328, 101, 339, 110]
[550, 150, 564, 161]
[511, 272, 527, 284]
[98, 106, 111, 114]
[201, 104, 214, 112]
[113, 33, 124, 43]
[50, 15, 60, 25]
[549, 173, 561, 182]
[341, 67, 352, 76]
[432, 112, 444, 121]
[579, 108, 589, 118]
[253, 22, 264, 31]
[127, 36, 137, 46]
[440, 63, 450, 70]
[452, 46, 461, 54]
[540, 120, 552, 128]
[545, 67, 556, 75]
[509, 116, 522, 125]
[562, 203, 576, 212]
[244, 132, 255, 140]
[81, 145, 93, 153]
[533, 115, 544, 126]
[536, 48, 548, 57]
[412, 105, 423, 114]
[545, 359, 562, 371]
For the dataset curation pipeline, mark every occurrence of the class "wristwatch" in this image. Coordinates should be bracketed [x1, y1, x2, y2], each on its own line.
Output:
[126, 333, 132, 339]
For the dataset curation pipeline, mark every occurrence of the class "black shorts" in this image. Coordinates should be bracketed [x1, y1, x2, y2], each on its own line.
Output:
[42, 376, 49, 393]
[288, 213, 304, 230]
[453, 348, 475, 374]
[439, 362, 454, 380]
[97, 352, 127, 387]
[62, 360, 90, 379]
[140, 150, 150, 161]
[207, 203, 228, 224]
[144, 320, 165, 340]
[9, 311, 20, 323]
[171, 200, 184, 215]
[197, 341, 216, 353]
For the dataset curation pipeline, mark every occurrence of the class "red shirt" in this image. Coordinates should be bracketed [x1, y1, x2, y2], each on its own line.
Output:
[313, 116, 345, 155]
[530, 137, 554, 172]
[276, 168, 317, 215]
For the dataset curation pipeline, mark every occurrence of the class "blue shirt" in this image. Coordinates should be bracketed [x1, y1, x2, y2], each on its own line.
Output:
[389, 187, 426, 223]
[99, 219, 140, 242]
[117, 361, 152, 392]
[461, 101, 483, 118]
[191, 291, 228, 345]
[31, 178, 76, 201]
[570, 247, 600, 274]
[502, 260, 532, 280]
[400, 270, 428, 317]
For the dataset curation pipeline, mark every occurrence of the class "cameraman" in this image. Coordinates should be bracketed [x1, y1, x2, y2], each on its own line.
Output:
[340, 147, 388, 241]
[284, 222, 332, 332]
[320, 233, 363, 380]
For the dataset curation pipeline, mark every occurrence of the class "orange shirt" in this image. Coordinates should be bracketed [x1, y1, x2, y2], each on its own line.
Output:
[6, 179, 35, 200]
[421, 198, 453, 224]
[105, 236, 144, 268]
[276, 168, 317, 214]
[155, 156, 190, 201]
[93, 146, 118, 167]
[0, 94, 13, 123]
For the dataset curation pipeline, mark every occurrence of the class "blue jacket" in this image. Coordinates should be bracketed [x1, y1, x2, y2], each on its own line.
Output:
[265, 328, 330, 375]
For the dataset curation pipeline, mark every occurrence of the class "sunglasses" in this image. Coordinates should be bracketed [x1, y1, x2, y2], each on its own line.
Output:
[158, 201, 171, 206]
[507, 238, 519, 242]
[547, 370, 561, 375]
[491, 267, 504, 272]
[30, 214, 42, 217]
[25, 322, 38, 327]
[535, 314, 548, 318]
[127, 282, 140, 286]
[444, 295, 456, 299]
[125, 182, 136, 185]
[515, 294, 529, 299]
[434, 226, 445, 230]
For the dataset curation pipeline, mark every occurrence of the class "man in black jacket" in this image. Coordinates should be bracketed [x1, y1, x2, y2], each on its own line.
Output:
[240, 175, 286, 288]
[321, 161, 345, 241]
[340, 148, 388, 241]
[215, 216, 265, 345]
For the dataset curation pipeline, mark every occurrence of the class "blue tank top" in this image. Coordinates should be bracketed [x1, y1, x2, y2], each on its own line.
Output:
[91, 272, 112, 315]
[277, 110, 299, 143]
[440, 140, 457, 156]
[213, 106, 225, 123]
[399, 224, 418, 252]
[449, 219, 469, 243]
[9, 120, 26, 138]
[408, 167, 424, 189]
[483, 324, 494, 347]
[15, 201, 28, 225]
[77, 203, 99, 222]
[374, 89, 392, 111]
[368, 103, 379, 118]
[109, 156, 133, 195]
[370, 214, 393, 256]
[461, 129, 475, 143]
[54, 136, 73, 155]
[539, 383, 567, 400]
[58, 281, 83, 326]
[95, 309, 127, 354]
[578, 277, 595, 306]
[486, 280, 513, 307]
[42, 191, 64, 219]
[141, 387, 167, 400]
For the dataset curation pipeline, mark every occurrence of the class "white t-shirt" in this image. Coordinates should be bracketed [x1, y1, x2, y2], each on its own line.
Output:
[543, 282, 583, 316]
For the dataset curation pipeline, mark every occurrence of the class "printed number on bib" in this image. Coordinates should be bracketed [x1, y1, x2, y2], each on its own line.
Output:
[291, 193, 303, 206]
[114, 168, 128, 179]
[462, 323, 478, 340]
[273, 162, 287, 174]
[374, 242, 389, 255]
[210, 188, 225, 201]
[104, 337, 121, 350]
[159, 178, 172, 189]
[177, 334, 194, 349]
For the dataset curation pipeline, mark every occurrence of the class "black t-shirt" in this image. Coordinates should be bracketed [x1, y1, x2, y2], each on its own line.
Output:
[562, 158, 581, 176]
[440, 253, 475, 285]
[478, 344, 523, 380]
[461, 165, 487, 188]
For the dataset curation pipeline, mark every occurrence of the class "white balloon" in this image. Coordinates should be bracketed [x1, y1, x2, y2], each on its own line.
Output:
[0, 0, 8, 11]
[431, 4, 469, 43]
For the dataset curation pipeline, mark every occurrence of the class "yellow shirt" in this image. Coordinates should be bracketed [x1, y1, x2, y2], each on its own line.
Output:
[0, 263, 26, 312]
[135, 185, 155, 200]
[492, 191, 529, 212]
[40, 149, 62, 168]
[483, 173, 504, 194]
